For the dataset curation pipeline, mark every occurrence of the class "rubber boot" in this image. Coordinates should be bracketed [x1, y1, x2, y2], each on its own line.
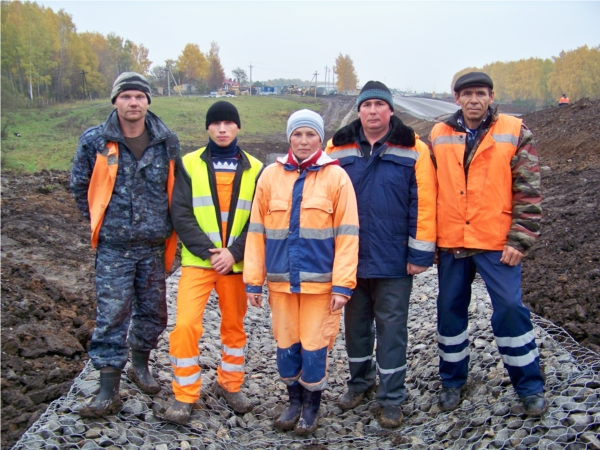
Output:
[79, 367, 122, 418]
[164, 399, 194, 425]
[294, 389, 322, 436]
[127, 350, 161, 394]
[274, 384, 304, 431]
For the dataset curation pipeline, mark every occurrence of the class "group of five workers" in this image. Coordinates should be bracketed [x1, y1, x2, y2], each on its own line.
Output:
[70, 70, 547, 436]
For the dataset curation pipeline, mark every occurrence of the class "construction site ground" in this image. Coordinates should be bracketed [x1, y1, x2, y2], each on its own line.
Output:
[1, 96, 599, 449]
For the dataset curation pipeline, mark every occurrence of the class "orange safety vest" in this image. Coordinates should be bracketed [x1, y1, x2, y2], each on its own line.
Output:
[559, 96, 570, 104]
[87, 141, 177, 271]
[431, 115, 522, 251]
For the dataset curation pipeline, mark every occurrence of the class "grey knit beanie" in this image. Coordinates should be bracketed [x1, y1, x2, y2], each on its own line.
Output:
[286, 109, 324, 142]
[110, 72, 152, 104]
[357, 80, 394, 111]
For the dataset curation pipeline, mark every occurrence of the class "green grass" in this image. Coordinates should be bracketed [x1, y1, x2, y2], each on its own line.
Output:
[1, 95, 323, 173]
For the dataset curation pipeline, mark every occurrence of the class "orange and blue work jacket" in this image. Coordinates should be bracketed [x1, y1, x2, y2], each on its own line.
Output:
[430, 112, 539, 251]
[244, 149, 359, 297]
[70, 109, 180, 271]
[325, 116, 436, 277]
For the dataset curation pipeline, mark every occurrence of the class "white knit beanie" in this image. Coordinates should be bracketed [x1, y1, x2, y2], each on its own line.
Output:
[286, 109, 324, 142]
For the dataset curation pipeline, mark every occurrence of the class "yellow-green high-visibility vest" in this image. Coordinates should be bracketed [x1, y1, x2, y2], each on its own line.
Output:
[180, 147, 262, 272]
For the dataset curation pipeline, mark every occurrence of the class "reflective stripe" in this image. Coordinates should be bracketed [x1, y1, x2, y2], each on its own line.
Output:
[495, 329, 536, 348]
[205, 231, 222, 243]
[492, 133, 519, 146]
[268, 272, 290, 282]
[335, 224, 359, 237]
[221, 361, 245, 372]
[227, 235, 238, 247]
[266, 228, 289, 240]
[408, 237, 436, 252]
[438, 330, 468, 346]
[221, 211, 229, 223]
[192, 195, 213, 208]
[249, 222, 265, 234]
[377, 362, 407, 375]
[382, 148, 419, 161]
[432, 135, 464, 146]
[174, 372, 201, 386]
[501, 347, 539, 367]
[329, 148, 362, 159]
[222, 344, 245, 357]
[300, 228, 334, 239]
[349, 355, 372, 363]
[301, 378, 328, 391]
[438, 347, 470, 363]
[236, 199, 253, 211]
[169, 355, 199, 368]
[300, 272, 332, 282]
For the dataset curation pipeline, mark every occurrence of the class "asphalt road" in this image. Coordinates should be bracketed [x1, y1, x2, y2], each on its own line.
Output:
[393, 96, 459, 121]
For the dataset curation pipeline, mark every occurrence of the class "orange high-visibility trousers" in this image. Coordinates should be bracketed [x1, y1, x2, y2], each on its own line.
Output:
[269, 291, 342, 390]
[169, 267, 247, 403]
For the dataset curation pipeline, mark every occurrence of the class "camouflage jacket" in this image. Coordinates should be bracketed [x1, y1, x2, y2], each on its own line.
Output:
[434, 107, 542, 253]
[70, 109, 180, 247]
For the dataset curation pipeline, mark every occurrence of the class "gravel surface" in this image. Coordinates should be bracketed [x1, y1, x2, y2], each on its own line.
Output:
[14, 268, 600, 449]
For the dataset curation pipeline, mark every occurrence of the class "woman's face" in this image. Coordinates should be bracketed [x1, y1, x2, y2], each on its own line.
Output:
[290, 127, 322, 162]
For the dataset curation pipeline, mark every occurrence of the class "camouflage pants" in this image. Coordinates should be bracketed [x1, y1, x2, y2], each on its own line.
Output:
[88, 244, 168, 370]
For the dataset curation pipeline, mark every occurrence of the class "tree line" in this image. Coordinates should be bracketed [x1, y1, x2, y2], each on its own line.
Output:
[452, 45, 600, 106]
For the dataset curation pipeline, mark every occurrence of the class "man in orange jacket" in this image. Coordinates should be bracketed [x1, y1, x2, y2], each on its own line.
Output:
[429, 72, 547, 416]
[165, 102, 263, 424]
[559, 93, 570, 106]
[71, 72, 180, 417]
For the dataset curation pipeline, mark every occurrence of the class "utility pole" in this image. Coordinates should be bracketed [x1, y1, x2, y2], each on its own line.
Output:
[313, 71, 318, 98]
[324, 66, 328, 93]
[165, 65, 171, 97]
[249, 63, 253, 96]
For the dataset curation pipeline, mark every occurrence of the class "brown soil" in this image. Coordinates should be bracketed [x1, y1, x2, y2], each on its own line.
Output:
[1, 96, 599, 449]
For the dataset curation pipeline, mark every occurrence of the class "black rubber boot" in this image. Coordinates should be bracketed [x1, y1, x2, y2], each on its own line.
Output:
[79, 367, 122, 418]
[127, 350, 161, 394]
[274, 384, 304, 431]
[294, 389, 322, 436]
[164, 399, 194, 424]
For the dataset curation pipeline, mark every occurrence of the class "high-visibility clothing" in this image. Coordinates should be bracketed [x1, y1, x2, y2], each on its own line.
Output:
[431, 114, 522, 251]
[88, 141, 178, 271]
[179, 146, 262, 272]
[169, 267, 247, 403]
[559, 96, 570, 105]
[244, 150, 359, 297]
[269, 291, 341, 391]
[324, 116, 436, 277]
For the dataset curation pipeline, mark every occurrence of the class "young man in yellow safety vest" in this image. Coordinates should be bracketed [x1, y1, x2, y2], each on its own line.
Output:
[165, 101, 263, 424]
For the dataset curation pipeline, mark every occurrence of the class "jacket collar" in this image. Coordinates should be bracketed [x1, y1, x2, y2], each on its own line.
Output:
[277, 148, 339, 171]
[331, 115, 416, 148]
[445, 106, 498, 131]
[101, 109, 174, 145]
[200, 143, 252, 171]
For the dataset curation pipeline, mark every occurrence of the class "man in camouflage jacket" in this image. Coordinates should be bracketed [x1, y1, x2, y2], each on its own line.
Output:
[70, 72, 180, 417]
[429, 72, 547, 416]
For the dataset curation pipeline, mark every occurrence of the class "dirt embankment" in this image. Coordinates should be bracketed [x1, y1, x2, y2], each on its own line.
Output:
[1, 96, 599, 449]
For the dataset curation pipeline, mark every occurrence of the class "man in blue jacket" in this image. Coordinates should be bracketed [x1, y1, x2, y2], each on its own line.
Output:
[325, 81, 436, 428]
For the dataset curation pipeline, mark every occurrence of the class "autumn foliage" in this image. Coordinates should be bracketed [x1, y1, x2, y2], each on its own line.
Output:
[452, 46, 600, 106]
[334, 54, 359, 94]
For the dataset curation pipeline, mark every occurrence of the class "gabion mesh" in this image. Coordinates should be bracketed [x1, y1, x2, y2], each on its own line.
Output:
[14, 268, 600, 450]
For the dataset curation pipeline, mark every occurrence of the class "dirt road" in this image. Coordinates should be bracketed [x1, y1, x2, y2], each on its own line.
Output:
[1, 96, 599, 449]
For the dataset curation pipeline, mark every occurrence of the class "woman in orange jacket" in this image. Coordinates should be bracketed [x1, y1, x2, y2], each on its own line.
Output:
[244, 109, 359, 436]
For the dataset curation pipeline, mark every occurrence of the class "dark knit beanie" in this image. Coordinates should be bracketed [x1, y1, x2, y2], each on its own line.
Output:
[454, 72, 493, 92]
[205, 101, 241, 129]
[357, 81, 394, 111]
[110, 72, 152, 104]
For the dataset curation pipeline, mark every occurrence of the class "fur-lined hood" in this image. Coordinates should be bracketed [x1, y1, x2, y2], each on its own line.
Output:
[331, 115, 416, 148]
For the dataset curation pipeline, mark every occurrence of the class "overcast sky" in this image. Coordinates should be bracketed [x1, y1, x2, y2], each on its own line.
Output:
[36, 1, 599, 93]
